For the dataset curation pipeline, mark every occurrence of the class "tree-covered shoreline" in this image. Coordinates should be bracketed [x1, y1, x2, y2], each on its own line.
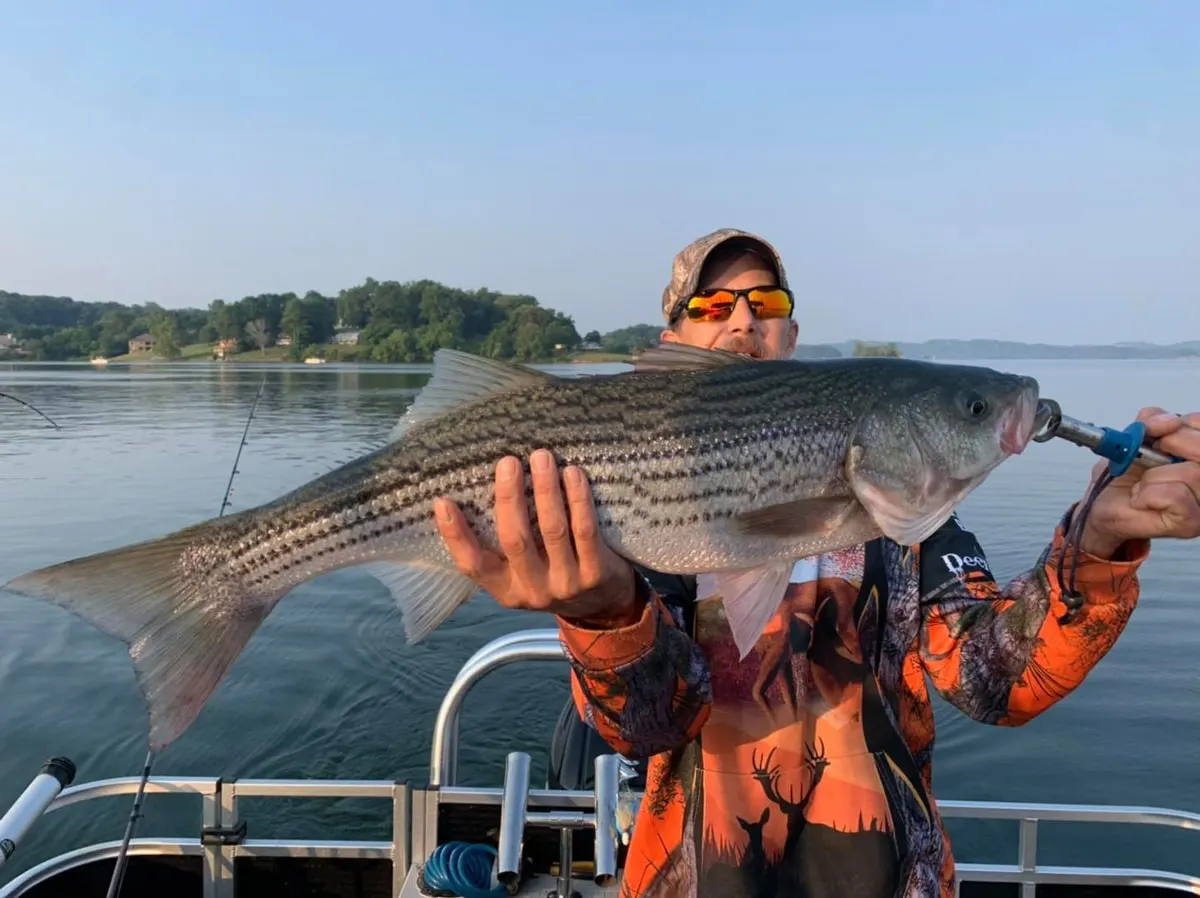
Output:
[0, 281, 665, 364]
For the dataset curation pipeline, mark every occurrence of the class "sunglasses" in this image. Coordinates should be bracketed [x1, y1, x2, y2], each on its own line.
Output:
[672, 286, 795, 324]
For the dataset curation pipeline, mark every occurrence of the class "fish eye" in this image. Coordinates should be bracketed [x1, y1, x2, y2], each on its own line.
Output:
[965, 394, 989, 418]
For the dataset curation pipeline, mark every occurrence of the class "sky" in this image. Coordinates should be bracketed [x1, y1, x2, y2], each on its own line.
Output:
[1, 1, 1197, 345]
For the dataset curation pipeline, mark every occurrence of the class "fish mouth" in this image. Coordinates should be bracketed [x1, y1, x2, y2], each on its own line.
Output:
[999, 387, 1039, 456]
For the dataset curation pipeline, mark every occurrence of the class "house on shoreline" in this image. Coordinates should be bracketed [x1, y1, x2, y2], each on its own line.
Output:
[127, 333, 154, 354]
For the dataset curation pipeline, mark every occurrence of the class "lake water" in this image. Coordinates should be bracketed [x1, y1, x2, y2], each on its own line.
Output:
[0, 358, 1198, 882]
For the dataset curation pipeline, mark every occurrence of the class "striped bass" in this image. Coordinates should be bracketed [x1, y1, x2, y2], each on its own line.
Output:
[2, 343, 1040, 749]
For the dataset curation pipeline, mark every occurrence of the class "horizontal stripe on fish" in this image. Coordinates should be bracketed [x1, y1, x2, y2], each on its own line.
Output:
[2, 343, 1040, 751]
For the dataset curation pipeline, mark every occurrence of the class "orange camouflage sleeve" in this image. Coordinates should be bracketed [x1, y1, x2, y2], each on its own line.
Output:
[915, 506, 1150, 726]
[556, 575, 712, 759]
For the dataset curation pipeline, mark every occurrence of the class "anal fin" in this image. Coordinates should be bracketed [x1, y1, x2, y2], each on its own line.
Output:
[362, 561, 480, 642]
[697, 561, 795, 660]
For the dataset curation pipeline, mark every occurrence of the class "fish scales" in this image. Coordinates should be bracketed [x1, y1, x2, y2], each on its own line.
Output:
[211, 362, 873, 592]
[2, 345, 1041, 750]
[161, 359, 947, 588]
[398, 369, 852, 557]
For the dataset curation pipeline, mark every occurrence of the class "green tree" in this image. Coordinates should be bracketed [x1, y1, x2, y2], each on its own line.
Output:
[209, 300, 238, 340]
[301, 291, 337, 344]
[336, 283, 371, 329]
[852, 341, 902, 358]
[370, 330, 420, 362]
[150, 315, 181, 360]
[235, 294, 286, 341]
[281, 298, 308, 347]
[245, 318, 270, 356]
[601, 324, 659, 355]
[280, 298, 310, 360]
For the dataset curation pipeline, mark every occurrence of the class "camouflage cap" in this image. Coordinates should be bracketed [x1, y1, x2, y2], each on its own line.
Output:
[661, 228, 789, 323]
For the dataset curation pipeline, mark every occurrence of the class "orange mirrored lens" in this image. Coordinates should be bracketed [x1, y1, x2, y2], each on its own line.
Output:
[683, 288, 793, 321]
[747, 288, 793, 318]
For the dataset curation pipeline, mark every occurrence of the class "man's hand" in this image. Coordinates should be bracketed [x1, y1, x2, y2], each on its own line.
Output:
[1079, 407, 1200, 558]
[433, 449, 644, 627]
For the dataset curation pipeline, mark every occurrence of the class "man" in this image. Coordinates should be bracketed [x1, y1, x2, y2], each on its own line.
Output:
[432, 229, 1200, 897]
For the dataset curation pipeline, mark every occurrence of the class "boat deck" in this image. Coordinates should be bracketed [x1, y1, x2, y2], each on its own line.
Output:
[1, 629, 1197, 897]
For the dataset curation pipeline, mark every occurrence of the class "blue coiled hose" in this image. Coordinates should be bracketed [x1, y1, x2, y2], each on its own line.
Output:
[421, 841, 508, 898]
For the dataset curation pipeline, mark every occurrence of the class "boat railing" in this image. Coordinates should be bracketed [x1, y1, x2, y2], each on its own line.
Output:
[0, 773, 406, 898]
[0, 628, 1197, 897]
[430, 627, 568, 788]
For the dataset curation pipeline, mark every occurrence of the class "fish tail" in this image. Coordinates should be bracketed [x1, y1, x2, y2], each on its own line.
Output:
[3, 524, 278, 751]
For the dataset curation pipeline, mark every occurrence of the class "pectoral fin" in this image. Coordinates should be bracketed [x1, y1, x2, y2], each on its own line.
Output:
[697, 561, 795, 660]
[732, 497, 861, 538]
[850, 481, 959, 546]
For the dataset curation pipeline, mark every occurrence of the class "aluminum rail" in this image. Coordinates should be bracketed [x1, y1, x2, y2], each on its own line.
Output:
[0, 776, 406, 898]
[429, 628, 567, 787]
[940, 800, 1200, 897]
[0, 839, 201, 897]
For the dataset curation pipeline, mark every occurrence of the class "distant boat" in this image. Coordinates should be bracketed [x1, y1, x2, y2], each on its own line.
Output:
[89, 357, 108, 366]
[303, 357, 327, 365]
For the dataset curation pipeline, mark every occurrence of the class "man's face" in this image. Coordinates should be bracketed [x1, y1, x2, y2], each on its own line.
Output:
[661, 251, 799, 360]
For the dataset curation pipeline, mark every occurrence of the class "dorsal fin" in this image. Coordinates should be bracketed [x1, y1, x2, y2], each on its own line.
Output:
[389, 349, 553, 442]
[631, 343, 759, 373]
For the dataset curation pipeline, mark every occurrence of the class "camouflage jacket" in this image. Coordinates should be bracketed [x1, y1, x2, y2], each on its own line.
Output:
[557, 509, 1148, 898]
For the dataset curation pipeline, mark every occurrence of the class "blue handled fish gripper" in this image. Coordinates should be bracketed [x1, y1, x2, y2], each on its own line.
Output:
[1032, 398, 1183, 476]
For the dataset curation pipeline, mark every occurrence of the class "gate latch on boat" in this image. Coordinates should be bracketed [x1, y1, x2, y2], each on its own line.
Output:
[201, 819, 248, 846]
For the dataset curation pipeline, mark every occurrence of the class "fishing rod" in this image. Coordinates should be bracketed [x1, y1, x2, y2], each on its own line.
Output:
[104, 376, 267, 898]
[1031, 398, 1186, 624]
[219, 378, 268, 518]
[0, 391, 60, 429]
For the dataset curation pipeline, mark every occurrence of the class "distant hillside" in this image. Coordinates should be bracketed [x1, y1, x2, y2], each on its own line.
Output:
[844, 339, 1200, 360]
[793, 339, 1200, 360]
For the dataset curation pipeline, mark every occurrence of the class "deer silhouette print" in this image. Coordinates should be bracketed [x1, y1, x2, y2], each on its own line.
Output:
[752, 742, 829, 844]
[736, 806, 770, 875]
[693, 807, 774, 898]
